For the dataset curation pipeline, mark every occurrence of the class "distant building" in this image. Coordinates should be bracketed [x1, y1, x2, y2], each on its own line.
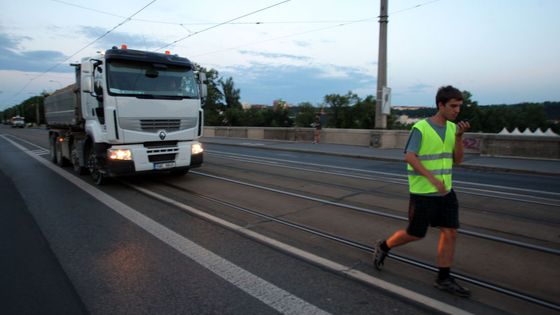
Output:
[396, 114, 421, 125]
[250, 104, 269, 110]
[392, 106, 430, 111]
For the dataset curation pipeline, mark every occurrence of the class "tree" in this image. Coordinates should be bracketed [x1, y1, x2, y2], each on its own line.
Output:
[353, 95, 376, 129]
[294, 102, 317, 127]
[195, 65, 224, 126]
[324, 92, 359, 128]
[220, 77, 242, 109]
[456, 90, 482, 132]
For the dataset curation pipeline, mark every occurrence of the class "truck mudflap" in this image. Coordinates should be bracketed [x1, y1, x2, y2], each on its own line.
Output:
[105, 159, 136, 176]
[190, 152, 203, 168]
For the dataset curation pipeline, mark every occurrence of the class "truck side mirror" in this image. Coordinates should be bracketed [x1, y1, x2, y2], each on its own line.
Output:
[197, 72, 208, 98]
[82, 75, 93, 93]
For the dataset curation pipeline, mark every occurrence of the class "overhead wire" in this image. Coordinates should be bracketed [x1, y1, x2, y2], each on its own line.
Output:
[188, 0, 442, 59]
[155, 0, 292, 51]
[6, 0, 441, 106]
[49, 0, 370, 26]
[7, 0, 157, 105]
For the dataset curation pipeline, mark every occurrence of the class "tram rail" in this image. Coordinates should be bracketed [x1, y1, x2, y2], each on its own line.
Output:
[127, 178, 560, 312]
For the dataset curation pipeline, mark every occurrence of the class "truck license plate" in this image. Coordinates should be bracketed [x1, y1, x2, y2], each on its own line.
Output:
[154, 162, 176, 170]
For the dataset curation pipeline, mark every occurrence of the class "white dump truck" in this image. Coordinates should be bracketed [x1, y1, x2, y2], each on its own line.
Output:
[11, 116, 25, 128]
[44, 45, 206, 184]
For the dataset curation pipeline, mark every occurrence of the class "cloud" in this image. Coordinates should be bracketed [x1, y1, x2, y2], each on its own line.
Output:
[406, 83, 433, 93]
[293, 40, 311, 47]
[0, 32, 70, 72]
[238, 50, 311, 62]
[79, 26, 168, 50]
[220, 62, 376, 105]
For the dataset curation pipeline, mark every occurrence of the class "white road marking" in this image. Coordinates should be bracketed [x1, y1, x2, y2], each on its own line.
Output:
[3, 134, 475, 314]
[129, 183, 473, 315]
[1, 135, 330, 315]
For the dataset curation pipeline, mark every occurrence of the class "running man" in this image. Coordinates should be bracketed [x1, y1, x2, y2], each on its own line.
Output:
[373, 85, 471, 297]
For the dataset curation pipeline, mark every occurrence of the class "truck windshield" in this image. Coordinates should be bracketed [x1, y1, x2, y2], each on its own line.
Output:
[107, 60, 199, 98]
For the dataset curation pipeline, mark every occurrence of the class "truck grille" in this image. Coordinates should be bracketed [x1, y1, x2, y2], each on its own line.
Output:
[119, 118, 198, 133]
[147, 146, 179, 163]
[149, 154, 177, 163]
[141, 119, 180, 131]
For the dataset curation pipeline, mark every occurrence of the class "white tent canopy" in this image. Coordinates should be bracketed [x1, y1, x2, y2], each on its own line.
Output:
[497, 127, 559, 136]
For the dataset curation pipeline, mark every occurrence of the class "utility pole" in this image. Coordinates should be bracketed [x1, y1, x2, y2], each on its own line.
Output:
[375, 0, 388, 129]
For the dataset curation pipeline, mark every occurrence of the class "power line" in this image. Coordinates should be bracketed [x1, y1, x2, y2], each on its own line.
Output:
[190, 18, 375, 59]
[156, 0, 292, 51]
[50, 0, 440, 26]
[49, 0, 366, 26]
[190, 0, 443, 58]
[5, 0, 441, 107]
[7, 0, 157, 105]
[390, 0, 441, 15]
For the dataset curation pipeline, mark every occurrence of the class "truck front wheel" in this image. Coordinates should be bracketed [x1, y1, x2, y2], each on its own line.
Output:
[87, 147, 105, 185]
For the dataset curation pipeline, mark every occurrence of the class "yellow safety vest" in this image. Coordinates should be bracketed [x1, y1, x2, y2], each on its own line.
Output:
[407, 119, 456, 194]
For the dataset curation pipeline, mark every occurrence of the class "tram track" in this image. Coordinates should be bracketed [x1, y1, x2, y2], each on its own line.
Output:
[207, 150, 560, 207]
[126, 178, 560, 312]
[191, 170, 560, 255]
[203, 157, 560, 228]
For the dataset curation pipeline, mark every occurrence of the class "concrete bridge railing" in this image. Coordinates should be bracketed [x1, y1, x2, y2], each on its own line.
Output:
[203, 126, 560, 160]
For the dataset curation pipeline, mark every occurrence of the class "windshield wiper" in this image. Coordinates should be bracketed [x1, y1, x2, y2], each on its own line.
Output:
[135, 94, 183, 100]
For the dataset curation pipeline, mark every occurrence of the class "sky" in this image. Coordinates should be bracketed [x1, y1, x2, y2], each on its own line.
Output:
[1, 0, 559, 111]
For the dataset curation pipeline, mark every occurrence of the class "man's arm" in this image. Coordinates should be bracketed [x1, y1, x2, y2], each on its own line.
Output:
[405, 151, 447, 194]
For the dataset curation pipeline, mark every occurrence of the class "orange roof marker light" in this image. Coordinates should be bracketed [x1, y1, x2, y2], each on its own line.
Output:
[165, 50, 171, 55]
[121, 44, 128, 49]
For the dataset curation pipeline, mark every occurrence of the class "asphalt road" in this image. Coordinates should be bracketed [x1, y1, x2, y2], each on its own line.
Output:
[1, 125, 559, 315]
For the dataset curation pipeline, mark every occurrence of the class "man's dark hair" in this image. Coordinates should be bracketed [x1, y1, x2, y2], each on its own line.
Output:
[435, 85, 463, 107]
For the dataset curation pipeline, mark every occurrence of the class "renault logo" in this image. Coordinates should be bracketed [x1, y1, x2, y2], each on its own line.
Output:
[158, 130, 167, 140]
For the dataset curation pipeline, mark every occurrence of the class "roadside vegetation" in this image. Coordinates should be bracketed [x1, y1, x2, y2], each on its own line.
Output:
[1, 67, 558, 134]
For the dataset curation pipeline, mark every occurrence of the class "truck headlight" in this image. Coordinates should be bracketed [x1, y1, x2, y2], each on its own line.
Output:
[108, 149, 132, 160]
[192, 143, 203, 155]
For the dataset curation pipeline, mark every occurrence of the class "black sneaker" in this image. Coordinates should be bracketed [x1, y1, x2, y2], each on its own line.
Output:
[434, 277, 471, 297]
[372, 241, 388, 270]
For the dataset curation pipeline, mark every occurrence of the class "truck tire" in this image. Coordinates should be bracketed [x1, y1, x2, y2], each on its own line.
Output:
[55, 140, 69, 167]
[49, 136, 57, 163]
[72, 149, 88, 175]
[86, 146, 105, 185]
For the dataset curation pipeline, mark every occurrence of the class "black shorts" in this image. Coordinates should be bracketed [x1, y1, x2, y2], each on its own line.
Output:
[406, 190, 459, 238]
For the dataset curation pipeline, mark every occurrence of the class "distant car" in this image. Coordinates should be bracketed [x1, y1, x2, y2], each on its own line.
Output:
[11, 117, 25, 128]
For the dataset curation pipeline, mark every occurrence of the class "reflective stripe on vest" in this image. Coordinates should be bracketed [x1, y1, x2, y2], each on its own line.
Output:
[407, 119, 456, 194]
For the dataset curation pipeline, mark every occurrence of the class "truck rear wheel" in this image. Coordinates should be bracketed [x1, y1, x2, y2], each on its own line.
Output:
[55, 140, 69, 167]
[72, 149, 88, 175]
[49, 136, 57, 163]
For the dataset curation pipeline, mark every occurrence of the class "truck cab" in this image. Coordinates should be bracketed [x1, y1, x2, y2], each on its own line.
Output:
[45, 46, 206, 184]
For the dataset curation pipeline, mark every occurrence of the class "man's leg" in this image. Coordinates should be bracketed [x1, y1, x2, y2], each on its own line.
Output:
[436, 227, 457, 268]
[387, 230, 420, 248]
[373, 230, 420, 270]
[374, 194, 427, 270]
[434, 227, 470, 297]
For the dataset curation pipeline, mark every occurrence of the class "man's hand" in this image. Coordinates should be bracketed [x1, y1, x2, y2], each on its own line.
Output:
[430, 177, 448, 194]
[456, 121, 471, 137]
